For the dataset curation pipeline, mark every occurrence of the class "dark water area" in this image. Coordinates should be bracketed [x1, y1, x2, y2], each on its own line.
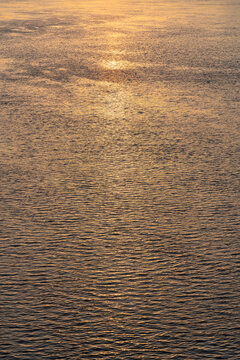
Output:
[0, 0, 239, 358]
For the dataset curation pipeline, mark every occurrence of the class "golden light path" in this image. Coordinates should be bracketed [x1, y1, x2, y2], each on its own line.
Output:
[101, 30, 128, 70]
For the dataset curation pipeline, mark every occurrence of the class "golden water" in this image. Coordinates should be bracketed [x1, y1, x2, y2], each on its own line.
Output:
[0, 1, 239, 358]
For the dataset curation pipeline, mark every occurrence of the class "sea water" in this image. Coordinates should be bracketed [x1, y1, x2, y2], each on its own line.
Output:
[0, 1, 239, 358]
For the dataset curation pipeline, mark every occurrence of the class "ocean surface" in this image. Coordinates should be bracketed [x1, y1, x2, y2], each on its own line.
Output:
[0, 1, 239, 359]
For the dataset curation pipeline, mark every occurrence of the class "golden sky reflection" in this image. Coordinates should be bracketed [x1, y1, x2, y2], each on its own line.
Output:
[1, 1, 240, 358]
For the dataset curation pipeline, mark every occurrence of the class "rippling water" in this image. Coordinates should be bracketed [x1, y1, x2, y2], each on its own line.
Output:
[0, 0, 240, 358]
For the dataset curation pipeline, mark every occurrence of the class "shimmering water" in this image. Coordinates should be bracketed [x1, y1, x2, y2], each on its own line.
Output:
[0, 0, 239, 358]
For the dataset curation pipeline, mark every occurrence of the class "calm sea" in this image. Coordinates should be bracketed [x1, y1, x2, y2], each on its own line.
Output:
[0, 0, 239, 358]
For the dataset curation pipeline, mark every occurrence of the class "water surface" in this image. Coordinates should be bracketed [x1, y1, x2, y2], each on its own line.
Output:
[0, 0, 239, 359]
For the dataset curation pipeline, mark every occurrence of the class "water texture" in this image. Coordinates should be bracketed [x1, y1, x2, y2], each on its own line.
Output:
[0, 1, 239, 359]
